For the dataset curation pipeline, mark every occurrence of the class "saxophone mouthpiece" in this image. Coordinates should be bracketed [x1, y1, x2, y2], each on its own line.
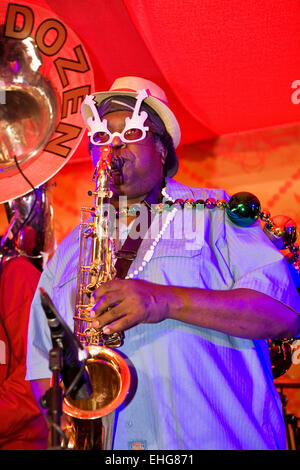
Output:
[111, 155, 124, 171]
[110, 156, 124, 186]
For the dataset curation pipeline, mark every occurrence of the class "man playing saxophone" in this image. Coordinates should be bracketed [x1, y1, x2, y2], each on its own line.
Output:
[26, 76, 300, 450]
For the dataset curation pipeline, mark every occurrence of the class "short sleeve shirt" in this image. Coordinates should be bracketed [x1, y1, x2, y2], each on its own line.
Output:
[26, 178, 300, 450]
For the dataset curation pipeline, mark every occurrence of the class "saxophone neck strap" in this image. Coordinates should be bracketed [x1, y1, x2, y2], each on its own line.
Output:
[114, 206, 152, 279]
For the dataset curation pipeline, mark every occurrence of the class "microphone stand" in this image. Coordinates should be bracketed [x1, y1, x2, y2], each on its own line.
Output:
[40, 345, 67, 450]
[39, 288, 93, 449]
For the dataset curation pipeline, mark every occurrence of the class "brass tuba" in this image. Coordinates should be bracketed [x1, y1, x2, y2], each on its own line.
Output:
[62, 146, 130, 450]
[0, 25, 58, 197]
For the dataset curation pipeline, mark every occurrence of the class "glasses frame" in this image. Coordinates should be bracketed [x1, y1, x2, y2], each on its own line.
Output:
[83, 89, 150, 146]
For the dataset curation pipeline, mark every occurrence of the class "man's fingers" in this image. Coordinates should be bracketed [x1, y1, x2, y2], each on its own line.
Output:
[90, 291, 123, 318]
[93, 279, 124, 301]
[95, 311, 142, 335]
[92, 303, 125, 329]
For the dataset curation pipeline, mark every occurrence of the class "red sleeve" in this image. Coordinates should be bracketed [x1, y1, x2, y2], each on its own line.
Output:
[0, 257, 48, 441]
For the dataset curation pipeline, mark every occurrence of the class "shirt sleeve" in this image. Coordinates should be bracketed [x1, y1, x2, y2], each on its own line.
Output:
[224, 216, 300, 316]
[26, 225, 81, 382]
[25, 259, 55, 381]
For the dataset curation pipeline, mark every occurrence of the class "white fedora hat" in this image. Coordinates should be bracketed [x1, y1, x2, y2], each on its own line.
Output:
[81, 76, 181, 149]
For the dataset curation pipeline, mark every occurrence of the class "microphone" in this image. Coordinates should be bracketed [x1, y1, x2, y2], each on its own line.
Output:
[39, 287, 93, 400]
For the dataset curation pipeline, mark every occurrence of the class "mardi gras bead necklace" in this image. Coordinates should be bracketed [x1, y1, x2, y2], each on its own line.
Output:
[120, 188, 299, 278]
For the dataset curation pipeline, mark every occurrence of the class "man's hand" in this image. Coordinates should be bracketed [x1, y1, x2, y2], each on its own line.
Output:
[90, 279, 170, 335]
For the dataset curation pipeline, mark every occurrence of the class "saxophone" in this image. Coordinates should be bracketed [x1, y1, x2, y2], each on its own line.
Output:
[63, 146, 130, 450]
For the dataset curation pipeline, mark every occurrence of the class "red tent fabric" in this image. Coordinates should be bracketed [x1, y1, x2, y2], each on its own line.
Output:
[44, 0, 300, 148]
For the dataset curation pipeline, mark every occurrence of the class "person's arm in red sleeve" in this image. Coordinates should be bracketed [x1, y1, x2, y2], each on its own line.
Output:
[0, 257, 48, 444]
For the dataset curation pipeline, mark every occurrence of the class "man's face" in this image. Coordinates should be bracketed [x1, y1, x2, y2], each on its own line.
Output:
[91, 110, 166, 202]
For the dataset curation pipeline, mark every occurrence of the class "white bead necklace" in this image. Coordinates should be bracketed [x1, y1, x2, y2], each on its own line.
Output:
[125, 187, 177, 279]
